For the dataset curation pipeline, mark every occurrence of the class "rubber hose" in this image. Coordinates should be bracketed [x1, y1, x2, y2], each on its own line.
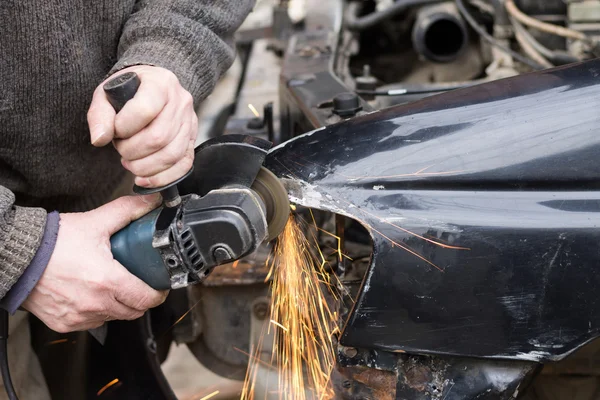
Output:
[345, 0, 444, 31]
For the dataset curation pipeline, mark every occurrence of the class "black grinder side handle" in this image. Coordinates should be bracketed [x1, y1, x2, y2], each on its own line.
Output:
[103, 71, 141, 113]
[103, 72, 192, 207]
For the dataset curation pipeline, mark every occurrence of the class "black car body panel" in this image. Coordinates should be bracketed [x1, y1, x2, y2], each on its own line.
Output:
[266, 59, 600, 362]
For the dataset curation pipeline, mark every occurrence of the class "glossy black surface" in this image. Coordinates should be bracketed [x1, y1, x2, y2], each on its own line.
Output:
[266, 59, 600, 361]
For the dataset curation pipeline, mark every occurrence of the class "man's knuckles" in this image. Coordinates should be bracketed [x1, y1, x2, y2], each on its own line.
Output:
[115, 98, 164, 138]
[181, 90, 193, 109]
[146, 126, 172, 152]
[180, 150, 194, 172]
[161, 68, 179, 85]
[130, 292, 156, 311]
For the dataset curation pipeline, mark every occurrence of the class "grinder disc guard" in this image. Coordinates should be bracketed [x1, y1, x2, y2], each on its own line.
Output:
[178, 135, 290, 241]
[251, 167, 289, 241]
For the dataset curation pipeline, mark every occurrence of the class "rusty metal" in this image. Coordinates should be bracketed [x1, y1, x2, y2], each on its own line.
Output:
[395, 354, 539, 400]
[332, 366, 397, 400]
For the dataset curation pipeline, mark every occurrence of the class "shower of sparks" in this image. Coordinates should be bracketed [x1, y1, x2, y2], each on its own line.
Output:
[237, 153, 472, 397]
[242, 216, 337, 400]
[248, 104, 260, 118]
[97, 378, 120, 396]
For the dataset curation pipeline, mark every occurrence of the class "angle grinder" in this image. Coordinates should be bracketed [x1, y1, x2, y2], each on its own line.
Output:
[103, 72, 289, 291]
[109, 162, 289, 290]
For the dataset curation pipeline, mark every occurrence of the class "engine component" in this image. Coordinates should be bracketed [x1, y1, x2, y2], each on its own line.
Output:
[345, 0, 443, 31]
[514, 0, 566, 15]
[333, 92, 363, 117]
[567, 0, 600, 58]
[412, 2, 469, 63]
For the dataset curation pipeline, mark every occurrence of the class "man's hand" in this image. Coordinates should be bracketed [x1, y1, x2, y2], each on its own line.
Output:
[22, 195, 168, 333]
[87, 65, 198, 188]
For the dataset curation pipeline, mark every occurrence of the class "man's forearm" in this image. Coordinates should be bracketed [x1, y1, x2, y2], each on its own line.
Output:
[110, 0, 255, 104]
[0, 187, 48, 301]
[0, 212, 59, 314]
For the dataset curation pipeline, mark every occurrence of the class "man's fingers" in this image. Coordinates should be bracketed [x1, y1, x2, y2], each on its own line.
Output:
[107, 301, 145, 321]
[134, 148, 194, 188]
[93, 194, 162, 235]
[114, 79, 169, 139]
[112, 267, 168, 311]
[121, 120, 192, 177]
[78, 321, 107, 331]
[113, 102, 179, 160]
[87, 87, 117, 147]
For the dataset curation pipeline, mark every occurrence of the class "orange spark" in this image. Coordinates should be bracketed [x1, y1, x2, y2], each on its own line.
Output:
[269, 320, 289, 332]
[325, 246, 353, 261]
[169, 299, 202, 330]
[278, 152, 469, 254]
[233, 347, 277, 370]
[232, 260, 240, 269]
[248, 104, 260, 118]
[46, 338, 68, 345]
[199, 390, 220, 400]
[364, 222, 445, 272]
[97, 378, 119, 396]
[337, 198, 470, 251]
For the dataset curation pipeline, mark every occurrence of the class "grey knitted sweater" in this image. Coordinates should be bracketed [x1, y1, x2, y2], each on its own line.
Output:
[0, 0, 254, 298]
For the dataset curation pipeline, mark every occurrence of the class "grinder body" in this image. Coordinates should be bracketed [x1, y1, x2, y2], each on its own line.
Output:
[110, 184, 272, 290]
[110, 209, 169, 290]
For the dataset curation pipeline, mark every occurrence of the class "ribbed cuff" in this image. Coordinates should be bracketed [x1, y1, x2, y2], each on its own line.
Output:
[0, 207, 47, 299]
[110, 38, 221, 104]
[0, 212, 60, 314]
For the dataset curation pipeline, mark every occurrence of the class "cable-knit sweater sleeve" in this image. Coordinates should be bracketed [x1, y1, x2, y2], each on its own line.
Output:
[110, 0, 255, 103]
[0, 187, 47, 299]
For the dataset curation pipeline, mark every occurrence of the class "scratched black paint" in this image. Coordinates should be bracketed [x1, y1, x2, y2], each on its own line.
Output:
[266, 59, 600, 361]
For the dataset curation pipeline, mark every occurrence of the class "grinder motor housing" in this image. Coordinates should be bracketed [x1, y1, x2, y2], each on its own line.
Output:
[110, 134, 288, 290]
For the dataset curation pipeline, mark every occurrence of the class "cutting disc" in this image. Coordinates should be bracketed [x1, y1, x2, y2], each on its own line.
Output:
[251, 167, 290, 241]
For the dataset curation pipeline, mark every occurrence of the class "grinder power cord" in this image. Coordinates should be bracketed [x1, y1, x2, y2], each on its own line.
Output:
[0, 72, 289, 400]
[0, 309, 17, 400]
